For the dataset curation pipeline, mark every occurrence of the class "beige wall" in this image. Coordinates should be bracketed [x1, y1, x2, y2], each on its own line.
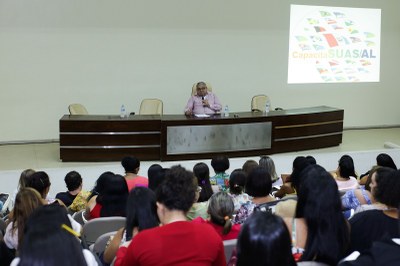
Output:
[1, 0, 399, 142]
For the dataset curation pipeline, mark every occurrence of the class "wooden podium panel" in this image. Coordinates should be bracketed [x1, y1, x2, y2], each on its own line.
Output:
[59, 106, 344, 162]
[60, 115, 161, 161]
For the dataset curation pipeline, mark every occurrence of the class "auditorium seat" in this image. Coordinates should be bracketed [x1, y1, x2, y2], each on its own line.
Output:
[251, 94, 269, 112]
[68, 103, 88, 115]
[139, 98, 163, 115]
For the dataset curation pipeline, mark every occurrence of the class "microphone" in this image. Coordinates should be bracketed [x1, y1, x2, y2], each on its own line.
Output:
[201, 96, 204, 100]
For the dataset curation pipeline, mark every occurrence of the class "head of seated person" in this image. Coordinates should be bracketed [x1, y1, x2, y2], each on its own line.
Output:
[229, 169, 246, 196]
[245, 167, 273, 201]
[237, 212, 296, 266]
[26, 171, 52, 201]
[207, 192, 235, 236]
[371, 167, 400, 209]
[16, 204, 91, 266]
[376, 153, 397, 169]
[337, 155, 357, 179]
[193, 162, 213, 202]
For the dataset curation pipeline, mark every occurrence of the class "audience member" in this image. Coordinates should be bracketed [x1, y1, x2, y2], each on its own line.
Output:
[187, 185, 208, 221]
[10, 169, 35, 209]
[193, 192, 241, 240]
[305, 155, 317, 165]
[228, 169, 251, 212]
[26, 171, 64, 206]
[332, 155, 359, 190]
[103, 187, 159, 264]
[259, 155, 279, 183]
[235, 212, 296, 266]
[241, 160, 258, 176]
[114, 165, 226, 265]
[85, 172, 128, 220]
[233, 167, 276, 224]
[184, 81, 222, 116]
[121, 156, 148, 191]
[147, 164, 163, 191]
[349, 168, 400, 253]
[341, 166, 379, 211]
[274, 156, 312, 218]
[4, 188, 43, 251]
[11, 204, 97, 266]
[210, 155, 230, 192]
[193, 162, 213, 202]
[359, 153, 397, 185]
[284, 164, 350, 265]
[56, 171, 83, 207]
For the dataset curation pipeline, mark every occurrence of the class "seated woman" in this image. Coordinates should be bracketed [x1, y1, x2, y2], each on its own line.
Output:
[233, 167, 276, 225]
[26, 171, 64, 206]
[193, 192, 241, 240]
[234, 212, 296, 266]
[121, 156, 148, 191]
[3, 188, 43, 253]
[10, 204, 97, 266]
[359, 153, 397, 185]
[259, 155, 279, 183]
[342, 166, 379, 211]
[114, 165, 226, 265]
[227, 169, 251, 212]
[284, 164, 350, 265]
[10, 169, 35, 209]
[210, 155, 230, 192]
[85, 172, 129, 220]
[187, 162, 213, 220]
[103, 187, 159, 264]
[241, 160, 258, 176]
[332, 155, 359, 191]
[349, 168, 400, 253]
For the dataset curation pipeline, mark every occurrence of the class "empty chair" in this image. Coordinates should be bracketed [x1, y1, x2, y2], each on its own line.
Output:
[191, 82, 213, 96]
[82, 216, 126, 245]
[223, 239, 237, 262]
[68, 103, 88, 115]
[251, 95, 269, 112]
[139, 98, 163, 115]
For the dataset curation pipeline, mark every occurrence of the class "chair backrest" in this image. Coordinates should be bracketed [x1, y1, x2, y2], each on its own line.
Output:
[223, 239, 237, 263]
[69, 103, 88, 115]
[82, 216, 126, 245]
[191, 82, 213, 96]
[72, 209, 86, 225]
[139, 98, 163, 115]
[92, 231, 117, 255]
[251, 95, 269, 112]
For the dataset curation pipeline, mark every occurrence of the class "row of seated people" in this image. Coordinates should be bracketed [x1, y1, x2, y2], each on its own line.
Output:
[1, 153, 399, 265]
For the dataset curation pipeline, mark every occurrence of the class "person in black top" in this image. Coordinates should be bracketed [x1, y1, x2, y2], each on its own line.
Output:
[56, 171, 83, 207]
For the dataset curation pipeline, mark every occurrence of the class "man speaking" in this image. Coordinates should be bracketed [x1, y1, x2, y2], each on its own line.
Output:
[184, 81, 222, 116]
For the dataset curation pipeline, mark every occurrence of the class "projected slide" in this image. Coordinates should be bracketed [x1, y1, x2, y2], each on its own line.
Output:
[288, 5, 381, 84]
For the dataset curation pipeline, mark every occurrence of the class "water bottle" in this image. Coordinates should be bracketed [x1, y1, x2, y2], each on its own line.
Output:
[224, 105, 229, 117]
[120, 104, 126, 118]
[265, 99, 271, 114]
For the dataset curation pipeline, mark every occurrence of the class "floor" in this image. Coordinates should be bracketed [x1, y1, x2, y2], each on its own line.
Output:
[1, 128, 400, 197]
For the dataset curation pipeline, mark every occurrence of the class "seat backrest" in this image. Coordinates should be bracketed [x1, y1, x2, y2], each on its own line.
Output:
[251, 95, 269, 112]
[72, 209, 86, 225]
[223, 239, 237, 263]
[92, 231, 117, 255]
[82, 216, 126, 245]
[191, 82, 213, 96]
[69, 103, 88, 115]
[139, 98, 163, 115]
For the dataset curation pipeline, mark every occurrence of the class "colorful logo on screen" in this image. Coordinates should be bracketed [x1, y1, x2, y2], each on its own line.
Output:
[291, 8, 379, 82]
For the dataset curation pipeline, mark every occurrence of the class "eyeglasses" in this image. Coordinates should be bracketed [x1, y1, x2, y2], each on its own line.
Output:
[197, 87, 207, 91]
[196, 186, 202, 192]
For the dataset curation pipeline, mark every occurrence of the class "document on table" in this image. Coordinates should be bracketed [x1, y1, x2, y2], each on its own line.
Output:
[194, 114, 210, 118]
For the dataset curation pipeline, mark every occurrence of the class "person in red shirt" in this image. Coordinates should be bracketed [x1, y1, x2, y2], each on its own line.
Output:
[115, 165, 226, 266]
[193, 192, 241, 241]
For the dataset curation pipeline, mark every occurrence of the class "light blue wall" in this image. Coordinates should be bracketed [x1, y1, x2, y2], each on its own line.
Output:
[1, 0, 399, 142]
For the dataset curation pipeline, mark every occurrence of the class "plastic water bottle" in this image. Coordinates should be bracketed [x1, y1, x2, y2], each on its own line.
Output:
[224, 105, 229, 117]
[265, 99, 271, 114]
[120, 104, 126, 118]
